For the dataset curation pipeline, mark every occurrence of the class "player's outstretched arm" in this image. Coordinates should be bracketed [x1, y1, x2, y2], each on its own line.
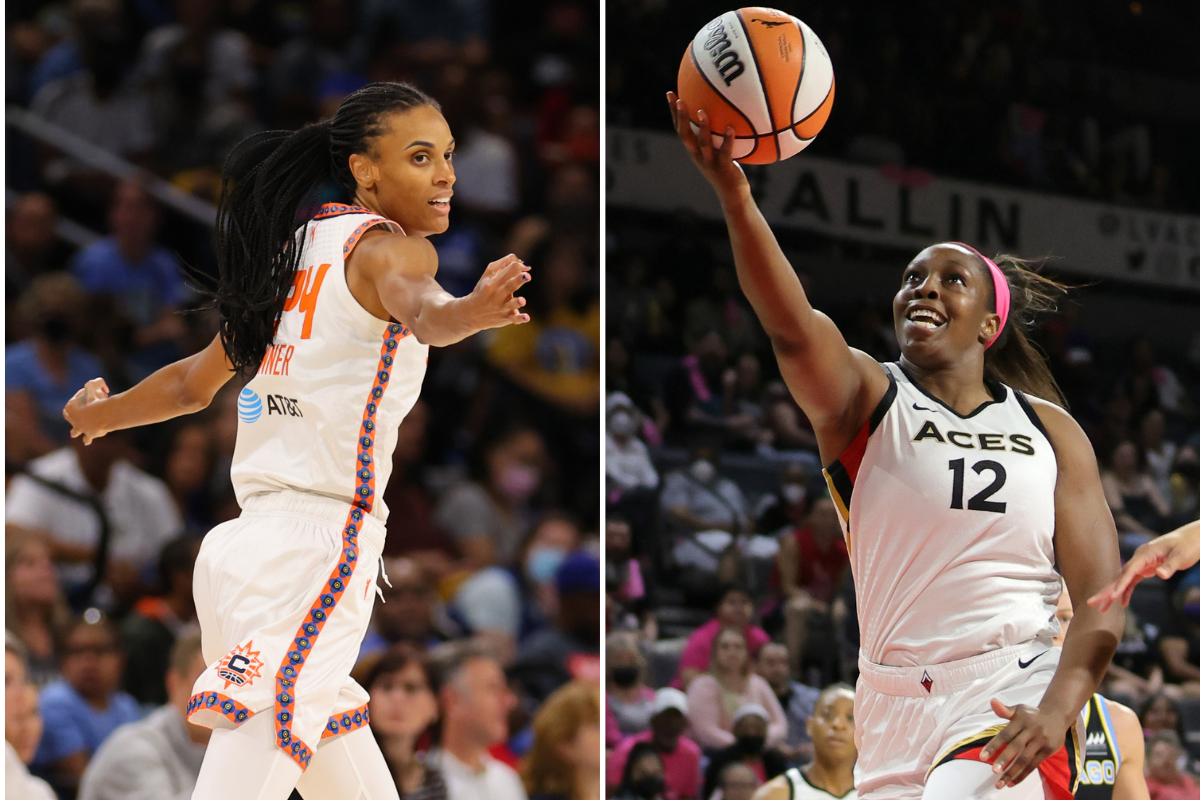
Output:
[981, 399, 1124, 789]
[1109, 700, 1150, 800]
[1089, 519, 1200, 612]
[62, 334, 236, 444]
[359, 233, 530, 347]
[666, 93, 888, 451]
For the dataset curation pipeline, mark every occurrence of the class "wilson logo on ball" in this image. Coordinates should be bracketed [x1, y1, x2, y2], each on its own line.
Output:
[703, 17, 745, 86]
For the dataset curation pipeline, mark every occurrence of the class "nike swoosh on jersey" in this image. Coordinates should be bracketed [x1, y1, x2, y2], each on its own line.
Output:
[1017, 651, 1048, 669]
[913, 403, 939, 412]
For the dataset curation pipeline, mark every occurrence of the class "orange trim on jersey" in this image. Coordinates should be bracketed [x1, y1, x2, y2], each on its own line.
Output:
[322, 703, 370, 740]
[313, 203, 375, 219]
[187, 691, 255, 725]
[343, 218, 394, 261]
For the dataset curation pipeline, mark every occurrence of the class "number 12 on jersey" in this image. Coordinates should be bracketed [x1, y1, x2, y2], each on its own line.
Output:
[948, 458, 1007, 513]
[283, 263, 331, 339]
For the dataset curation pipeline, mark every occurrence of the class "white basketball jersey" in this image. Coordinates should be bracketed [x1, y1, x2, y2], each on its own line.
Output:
[823, 363, 1061, 667]
[784, 767, 858, 799]
[230, 203, 429, 522]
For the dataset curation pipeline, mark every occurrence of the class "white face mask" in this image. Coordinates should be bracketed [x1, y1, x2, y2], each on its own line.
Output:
[690, 459, 716, 484]
[609, 411, 636, 438]
[781, 483, 806, 506]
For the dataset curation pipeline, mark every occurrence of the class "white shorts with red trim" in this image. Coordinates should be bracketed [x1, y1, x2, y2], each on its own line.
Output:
[187, 491, 383, 770]
[854, 641, 1083, 799]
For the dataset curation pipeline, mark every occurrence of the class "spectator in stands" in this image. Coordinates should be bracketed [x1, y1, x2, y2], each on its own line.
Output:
[755, 642, 819, 764]
[718, 353, 771, 450]
[360, 644, 446, 799]
[511, 551, 601, 701]
[607, 396, 659, 494]
[6, 632, 56, 800]
[162, 424, 215, 534]
[358, 558, 455, 665]
[520, 512, 583, 624]
[1145, 731, 1200, 799]
[753, 463, 811, 537]
[606, 632, 655, 746]
[77, 634, 208, 800]
[712, 763, 759, 800]
[613, 741, 667, 800]
[1159, 585, 1200, 690]
[777, 494, 849, 681]
[751, 686, 857, 800]
[685, 627, 786, 752]
[606, 517, 656, 641]
[607, 689, 702, 800]
[432, 640, 527, 800]
[522, 681, 602, 800]
[5, 430, 183, 608]
[660, 445, 751, 537]
[69, 179, 187, 355]
[382, 400, 458, 563]
[5, 534, 68, 688]
[120, 536, 199, 706]
[32, 615, 140, 797]
[6, 273, 104, 453]
[5, 192, 71, 297]
[674, 585, 769, 690]
[1103, 440, 1172, 538]
[1139, 693, 1186, 741]
[1142, 409, 1181, 504]
[701, 705, 787, 800]
[664, 330, 730, 441]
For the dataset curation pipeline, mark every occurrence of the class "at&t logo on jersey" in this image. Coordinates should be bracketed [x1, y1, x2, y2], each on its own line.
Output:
[238, 388, 262, 423]
[216, 641, 265, 689]
[267, 395, 303, 417]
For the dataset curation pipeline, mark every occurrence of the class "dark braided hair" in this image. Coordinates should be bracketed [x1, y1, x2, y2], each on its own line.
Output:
[212, 82, 440, 374]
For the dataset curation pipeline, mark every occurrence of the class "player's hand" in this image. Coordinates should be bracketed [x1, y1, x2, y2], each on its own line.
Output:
[463, 254, 531, 331]
[62, 378, 111, 445]
[666, 92, 749, 200]
[1088, 523, 1200, 611]
[979, 699, 1068, 790]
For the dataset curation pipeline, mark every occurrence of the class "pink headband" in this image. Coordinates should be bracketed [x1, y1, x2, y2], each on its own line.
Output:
[949, 242, 1010, 348]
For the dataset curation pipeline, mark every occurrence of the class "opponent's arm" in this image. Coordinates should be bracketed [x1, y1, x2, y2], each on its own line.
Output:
[1109, 700, 1150, 800]
[355, 233, 529, 347]
[667, 93, 888, 451]
[1090, 520, 1200, 611]
[981, 399, 1124, 789]
[62, 334, 235, 444]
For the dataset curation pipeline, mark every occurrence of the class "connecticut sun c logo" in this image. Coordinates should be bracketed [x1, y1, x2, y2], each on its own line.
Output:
[216, 641, 265, 690]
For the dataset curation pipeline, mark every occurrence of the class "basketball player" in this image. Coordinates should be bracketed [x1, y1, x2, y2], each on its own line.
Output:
[1089, 519, 1200, 611]
[752, 685, 858, 800]
[667, 93, 1125, 799]
[62, 83, 531, 800]
[1051, 591, 1148, 800]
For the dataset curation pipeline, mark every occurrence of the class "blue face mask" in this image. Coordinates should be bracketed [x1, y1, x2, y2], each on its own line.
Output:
[526, 547, 567, 585]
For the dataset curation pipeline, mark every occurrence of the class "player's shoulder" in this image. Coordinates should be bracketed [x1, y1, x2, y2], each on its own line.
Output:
[349, 225, 437, 278]
[752, 772, 793, 800]
[1102, 696, 1143, 744]
[1018, 393, 1093, 459]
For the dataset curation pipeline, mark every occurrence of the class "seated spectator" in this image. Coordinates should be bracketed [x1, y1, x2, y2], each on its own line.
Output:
[663, 330, 730, 441]
[5, 534, 68, 688]
[1142, 409, 1180, 503]
[381, 400, 460, 563]
[1145, 731, 1200, 799]
[755, 642, 820, 765]
[162, 424, 216, 534]
[5, 432, 183, 609]
[607, 397, 659, 495]
[1103, 440, 1171, 538]
[673, 585, 770, 690]
[607, 689, 702, 800]
[121, 536, 200, 706]
[1140, 693, 1186, 741]
[520, 512, 584, 625]
[760, 383, 819, 456]
[522, 681, 601, 800]
[661, 445, 751, 537]
[6, 193, 72, 296]
[6, 633, 56, 800]
[1159, 586, 1200, 689]
[32, 615, 140, 797]
[360, 644, 446, 799]
[702, 705, 787, 800]
[777, 495, 849, 680]
[752, 686, 858, 800]
[753, 464, 811, 537]
[358, 558, 456, 664]
[606, 517, 656, 642]
[511, 552, 601, 701]
[77, 634, 208, 800]
[6, 273, 104, 453]
[613, 741, 668, 800]
[432, 640, 527, 800]
[712, 763, 759, 800]
[606, 632, 655, 746]
[69, 179, 188, 360]
[685, 627, 787, 752]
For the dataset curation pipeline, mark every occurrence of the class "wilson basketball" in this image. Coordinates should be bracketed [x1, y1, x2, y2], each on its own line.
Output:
[677, 7, 835, 164]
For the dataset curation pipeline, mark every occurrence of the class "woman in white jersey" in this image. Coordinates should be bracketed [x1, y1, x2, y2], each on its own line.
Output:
[61, 82, 531, 800]
[668, 95, 1125, 800]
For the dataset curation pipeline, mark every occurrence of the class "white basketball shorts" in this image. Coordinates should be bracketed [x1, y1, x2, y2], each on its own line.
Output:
[187, 491, 384, 771]
[854, 642, 1083, 800]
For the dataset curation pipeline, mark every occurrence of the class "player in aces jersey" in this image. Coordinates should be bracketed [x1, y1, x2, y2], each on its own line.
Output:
[62, 83, 532, 800]
[669, 94, 1125, 799]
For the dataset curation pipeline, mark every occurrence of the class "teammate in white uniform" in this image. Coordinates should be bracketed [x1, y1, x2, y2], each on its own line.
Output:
[62, 82, 532, 800]
[753, 685, 858, 800]
[668, 93, 1125, 799]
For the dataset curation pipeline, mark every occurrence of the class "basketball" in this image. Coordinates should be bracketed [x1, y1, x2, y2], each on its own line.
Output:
[677, 7, 834, 164]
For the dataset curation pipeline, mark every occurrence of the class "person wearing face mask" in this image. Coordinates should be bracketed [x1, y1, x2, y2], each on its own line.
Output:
[6, 274, 105, 455]
[616, 742, 669, 800]
[702, 705, 788, 800]
[754, 464, 811, 538]
[753, 686, 858, 800]
[608, 689, 703, 800]
[662, 445, 750, 538]
[606, 633, 656, 746]
[607, 400, 659, 495]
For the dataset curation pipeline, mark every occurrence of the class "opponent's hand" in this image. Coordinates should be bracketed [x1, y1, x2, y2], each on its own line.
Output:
[667, 92, 749, 200]
[62, 377, 111, 445]
[979, 699, 1068, 790]
[463, 254, 531, 331]
[1088, 522, 1200, 611]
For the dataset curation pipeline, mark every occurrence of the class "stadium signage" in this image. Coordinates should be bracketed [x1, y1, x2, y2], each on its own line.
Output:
[608, 128, 1200, 291]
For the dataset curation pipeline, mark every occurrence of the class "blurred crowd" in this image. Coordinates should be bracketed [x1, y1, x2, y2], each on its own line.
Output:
[609, 0, 1200, 213]
[6, 0, 600, 799]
